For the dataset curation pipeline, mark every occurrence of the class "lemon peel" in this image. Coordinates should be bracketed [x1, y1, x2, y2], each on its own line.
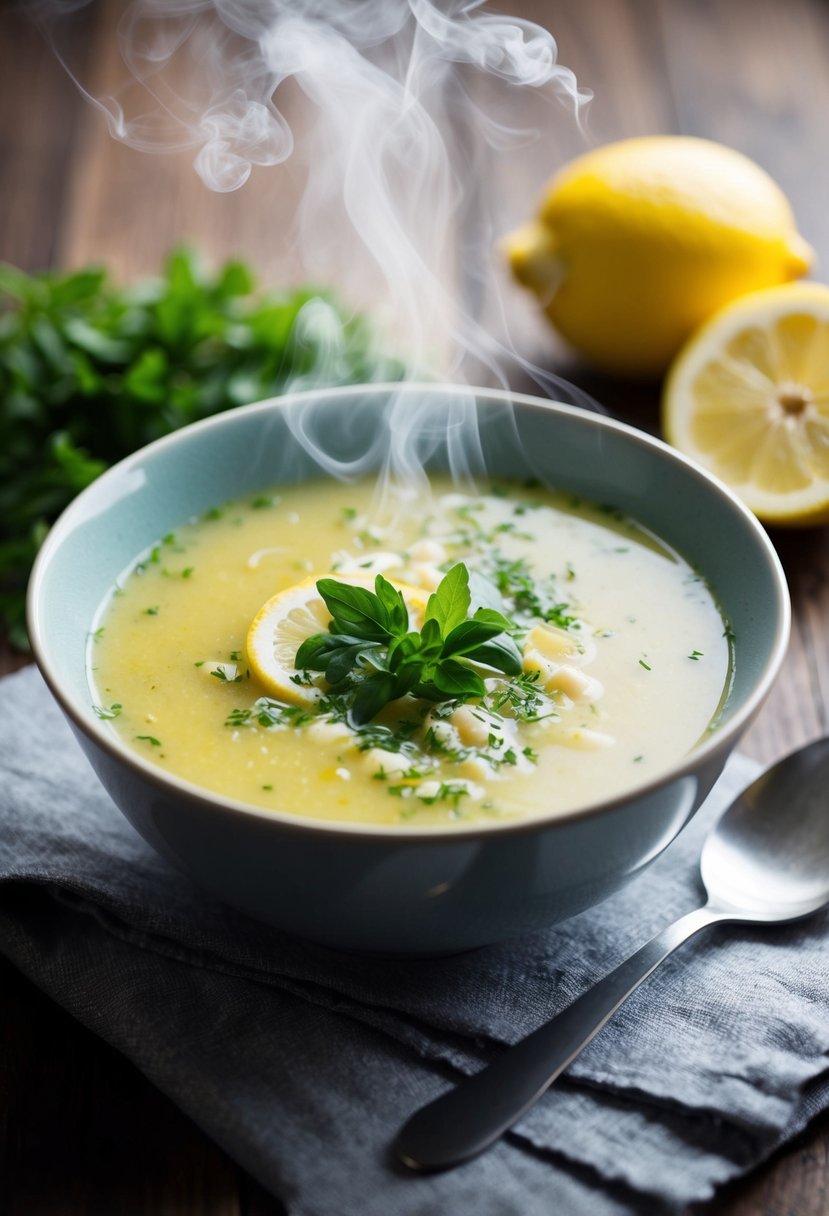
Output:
[504, 136, 813, 376]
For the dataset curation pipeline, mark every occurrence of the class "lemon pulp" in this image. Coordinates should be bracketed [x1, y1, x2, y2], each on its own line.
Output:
[663, 283, 829, 525]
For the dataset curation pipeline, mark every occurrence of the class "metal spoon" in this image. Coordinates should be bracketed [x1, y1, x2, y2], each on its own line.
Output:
[395, 737, 829, 1172]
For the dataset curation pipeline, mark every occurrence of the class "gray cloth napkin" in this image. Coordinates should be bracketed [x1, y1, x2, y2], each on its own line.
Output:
[1, 664, 827, 1216]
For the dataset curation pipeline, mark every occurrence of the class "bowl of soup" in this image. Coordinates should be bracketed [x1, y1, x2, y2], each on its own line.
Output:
[27, 383, 789, 953]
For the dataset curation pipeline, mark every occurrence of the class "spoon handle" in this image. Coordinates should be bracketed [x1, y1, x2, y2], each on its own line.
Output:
[395, 905, 728, 1171]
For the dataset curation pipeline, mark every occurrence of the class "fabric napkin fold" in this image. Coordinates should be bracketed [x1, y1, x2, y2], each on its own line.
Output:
[1, 664, 827, 1216]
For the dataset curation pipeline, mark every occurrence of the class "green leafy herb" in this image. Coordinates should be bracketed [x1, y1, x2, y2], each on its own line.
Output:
[210, 666, 242, 683]
[295, 564, 522, 724]
[0, 247, 401, 648]
[688, 649, 704, 660]
[92, 702, 122, 719]
[389, 779, 471, 810]
[135, 734, 162, 747]
[483, 668, 555, 724]
[225, 699, 319, 730]
[486, 553, 578, 631]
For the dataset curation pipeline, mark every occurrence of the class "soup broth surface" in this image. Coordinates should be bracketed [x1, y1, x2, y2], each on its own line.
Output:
[90, 477, 731, 827]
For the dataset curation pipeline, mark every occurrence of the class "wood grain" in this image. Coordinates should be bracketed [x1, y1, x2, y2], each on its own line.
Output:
[2, 0, 829, 1213]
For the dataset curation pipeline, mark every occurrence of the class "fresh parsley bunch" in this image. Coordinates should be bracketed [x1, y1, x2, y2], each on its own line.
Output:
[0, 248, 401, 648]
[296, 563, 523, 723]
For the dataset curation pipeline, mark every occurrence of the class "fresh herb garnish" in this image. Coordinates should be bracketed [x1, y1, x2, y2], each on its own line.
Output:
[135, 734, 162, 747]
[483, 668, 555, 723]
[225, 699, 319, 730]
[92, 702, 122, 719]
[210, 666, 242, 683]
[390, 779, 471, 810]
[295, 564, 522, 724]
[486, 553, 578, 631]
[0, 247, 401, 649]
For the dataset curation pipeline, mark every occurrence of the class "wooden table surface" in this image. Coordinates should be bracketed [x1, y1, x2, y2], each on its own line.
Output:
[2, 1, 828, 1212]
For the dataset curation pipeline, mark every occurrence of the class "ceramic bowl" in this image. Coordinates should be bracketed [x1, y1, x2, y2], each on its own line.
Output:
[27, 384, 789, 954]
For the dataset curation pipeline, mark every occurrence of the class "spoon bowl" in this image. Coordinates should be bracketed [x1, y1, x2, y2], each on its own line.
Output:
[701, 736, 829, 920]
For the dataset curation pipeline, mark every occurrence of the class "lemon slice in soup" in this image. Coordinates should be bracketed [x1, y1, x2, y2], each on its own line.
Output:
[246, 573, 429, 705]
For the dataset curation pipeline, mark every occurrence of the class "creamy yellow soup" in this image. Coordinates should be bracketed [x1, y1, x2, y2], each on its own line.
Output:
[89, 477, 731, 827]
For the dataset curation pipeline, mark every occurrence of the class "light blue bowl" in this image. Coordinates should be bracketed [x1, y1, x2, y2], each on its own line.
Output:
[27, 384, 790, 954]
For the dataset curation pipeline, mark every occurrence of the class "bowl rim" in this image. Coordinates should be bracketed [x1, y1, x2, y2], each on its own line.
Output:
[27, 380, 791, 843]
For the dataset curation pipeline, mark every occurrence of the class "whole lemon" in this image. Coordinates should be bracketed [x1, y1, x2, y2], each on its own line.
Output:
[505, 136, 813, 377]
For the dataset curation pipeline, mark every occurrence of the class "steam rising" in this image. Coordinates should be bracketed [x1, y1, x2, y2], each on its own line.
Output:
[39, 0, 597, 495]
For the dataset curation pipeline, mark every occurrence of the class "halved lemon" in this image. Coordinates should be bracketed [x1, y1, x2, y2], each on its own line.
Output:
[246, 573, 429, 705]
[663, 283, 829, 525]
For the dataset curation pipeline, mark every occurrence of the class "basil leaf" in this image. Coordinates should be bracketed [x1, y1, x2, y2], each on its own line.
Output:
[324, 642, 370, 685]
[358, 647, 393, 673]
[432, 659, 486, 699]
[418, 616, 443, 660]
[464, 636, 524, 675]
[390, 662, 422, 699]
[468, 570, 506, 614]
[291, 561, 521, 722]
[374, 574, 409, 636]
[471, 606, 514, 632]
[295, 632, 339, 670]
[316, 579, 391, 641]
[388, 632, 421, 670]
[351, 673, 397, 724]
[425, 563, 470, 634]
[441, 618, 508, 658]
